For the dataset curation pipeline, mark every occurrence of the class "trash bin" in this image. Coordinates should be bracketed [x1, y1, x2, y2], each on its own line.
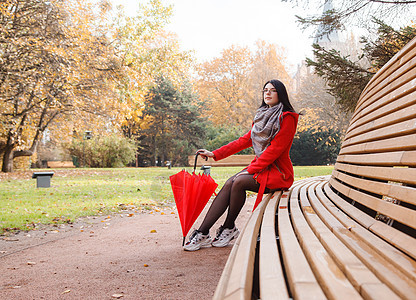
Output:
[200, 165, 211, 175]
[32, 172, 55, 188]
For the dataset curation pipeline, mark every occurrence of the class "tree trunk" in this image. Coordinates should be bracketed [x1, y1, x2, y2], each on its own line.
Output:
[2, 139, 39, 173]
[152, 135, 156, 166]
[2, 146, 14, 173]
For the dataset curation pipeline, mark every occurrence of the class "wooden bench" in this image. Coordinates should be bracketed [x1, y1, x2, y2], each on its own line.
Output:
[214, 37, 416, 299]
[189, 154, 255, 167]
[47, 161, 75, 168]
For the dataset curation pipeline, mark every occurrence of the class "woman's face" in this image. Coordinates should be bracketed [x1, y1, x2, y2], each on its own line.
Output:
[263, 83, 279, 107]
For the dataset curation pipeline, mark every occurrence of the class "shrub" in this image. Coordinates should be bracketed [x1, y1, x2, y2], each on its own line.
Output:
[68, 134, 136, 168]
[290, 127, 342, 166]
[205, 125, 254, 155]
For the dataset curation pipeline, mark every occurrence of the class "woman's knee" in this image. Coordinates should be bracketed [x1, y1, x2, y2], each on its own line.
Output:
[221, 176, 234, 191]
[231, 175, 257, 192]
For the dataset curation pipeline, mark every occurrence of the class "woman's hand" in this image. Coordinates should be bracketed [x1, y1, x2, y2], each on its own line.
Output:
[196, 149, 214, 160]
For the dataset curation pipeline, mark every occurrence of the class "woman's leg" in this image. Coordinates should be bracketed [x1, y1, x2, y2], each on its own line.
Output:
[222, 174, 260, 229]
[198, 172, 260, 234]
[197, 174, 236, 234]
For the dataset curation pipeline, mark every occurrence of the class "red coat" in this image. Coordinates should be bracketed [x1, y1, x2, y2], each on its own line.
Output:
[212, 111, 299, 209]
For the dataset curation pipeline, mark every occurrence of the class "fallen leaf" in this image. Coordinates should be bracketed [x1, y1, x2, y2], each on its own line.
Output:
[112, 294, 124, 298]
[150, 229, 157, 233]
[127, 213, 134, 217]
[143, 264, 149, 267]
[3, 237, 19, 242]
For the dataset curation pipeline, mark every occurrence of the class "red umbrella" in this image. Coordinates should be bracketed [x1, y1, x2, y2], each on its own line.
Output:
[170, 154, 218, 245]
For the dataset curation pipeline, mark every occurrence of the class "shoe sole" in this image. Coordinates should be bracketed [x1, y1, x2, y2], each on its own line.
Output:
[183, 239, 212, 251]
[212, 230, 239, 247]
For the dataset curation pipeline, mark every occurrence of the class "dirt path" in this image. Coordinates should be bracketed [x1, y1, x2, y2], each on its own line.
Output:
[0, 197, 254, 300]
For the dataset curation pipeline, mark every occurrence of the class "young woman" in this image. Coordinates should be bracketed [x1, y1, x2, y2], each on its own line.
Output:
[183, 79, 299, 251]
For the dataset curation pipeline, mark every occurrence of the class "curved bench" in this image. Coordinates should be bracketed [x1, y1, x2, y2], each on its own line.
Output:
[214, 37, 416, 300]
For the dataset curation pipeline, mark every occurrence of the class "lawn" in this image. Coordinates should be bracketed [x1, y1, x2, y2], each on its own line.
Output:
[0, 166, 333, 233]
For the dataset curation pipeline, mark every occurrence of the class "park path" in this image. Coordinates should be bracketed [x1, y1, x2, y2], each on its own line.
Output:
[0, 197, 254, 300]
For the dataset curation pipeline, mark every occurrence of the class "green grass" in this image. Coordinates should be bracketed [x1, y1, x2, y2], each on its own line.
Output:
[0, 166, 333, 233]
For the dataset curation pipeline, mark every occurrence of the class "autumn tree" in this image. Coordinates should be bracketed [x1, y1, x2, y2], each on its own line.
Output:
[0, 0, 123, 172]
[246, 40, 292, 118]
[197, 45, 254, 128]
[111, 1, 195, 148]
[198, 41, 292, 129]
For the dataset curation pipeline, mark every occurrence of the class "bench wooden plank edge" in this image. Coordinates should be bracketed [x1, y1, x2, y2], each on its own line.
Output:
[306, 181, 414, 299]
[214, 193, 272, 300]
[259, 191, 289, 300]
[353, 37, 416, 115]
[326, 179, 416, 260]
[278, 182, 327, 299]
[291, 180, 363, 299]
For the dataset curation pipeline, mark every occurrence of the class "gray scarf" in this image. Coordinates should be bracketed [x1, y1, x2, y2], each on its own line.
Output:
[251, 103, 284, 157]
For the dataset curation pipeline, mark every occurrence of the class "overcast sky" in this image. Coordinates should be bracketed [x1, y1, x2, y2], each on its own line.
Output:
[110, 0, 322, 72]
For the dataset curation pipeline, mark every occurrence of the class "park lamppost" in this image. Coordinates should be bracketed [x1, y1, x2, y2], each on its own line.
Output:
[83, 130, 92, 167]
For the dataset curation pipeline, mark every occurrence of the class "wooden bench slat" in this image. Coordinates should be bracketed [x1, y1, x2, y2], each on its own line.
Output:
[340, 133, 416, 155]
[317, 182, 416, 283]
[325, 181, 416, 260]
[345, 92, 416, 139]
[213, 234, 241, 300]
[311, 182, 416, 298]
[353, 59, 416, 122]
[332, 169, 416, 206]
[302, 182, 400, 298]
[351, 64, 416, 126]
[342, 117, 416, 148]
[334, 162, 416, 185]
[329, 177, 416, 229]
[259, 191, 290, 300]
[356, 42, 416, 109]
[335, 228, 416, 299]
[337, 150, 416, 167]
[289, 181, 362, 299]
[47, 161, 75, 168]
[189, 155, 255, 167]
[222, 193, 272, 299]
[278, 184, 326, 300]
[352, 37, 416, 116]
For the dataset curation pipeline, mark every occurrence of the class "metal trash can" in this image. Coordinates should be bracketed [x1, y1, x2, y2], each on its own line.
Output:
[32, 172, 55, 188]
[200, 165, 211, 175]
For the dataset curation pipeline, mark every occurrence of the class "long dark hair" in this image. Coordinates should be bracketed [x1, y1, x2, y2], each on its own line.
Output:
[260, 79, 296, 113]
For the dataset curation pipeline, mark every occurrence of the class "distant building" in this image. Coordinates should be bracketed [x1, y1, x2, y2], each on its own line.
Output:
[314, 0, 340, 45]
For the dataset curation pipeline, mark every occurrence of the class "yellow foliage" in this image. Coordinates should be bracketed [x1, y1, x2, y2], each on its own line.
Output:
[197, 40, 292, 128]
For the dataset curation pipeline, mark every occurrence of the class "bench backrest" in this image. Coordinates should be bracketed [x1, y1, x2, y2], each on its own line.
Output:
[329, 37, 416, 259]
[189, 154, 255, 167]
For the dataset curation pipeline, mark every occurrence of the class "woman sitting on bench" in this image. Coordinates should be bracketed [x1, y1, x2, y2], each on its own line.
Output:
[184, 79, 299, 251]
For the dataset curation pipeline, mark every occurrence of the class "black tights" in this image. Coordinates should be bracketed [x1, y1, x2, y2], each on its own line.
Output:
[198, 171, 262, 235]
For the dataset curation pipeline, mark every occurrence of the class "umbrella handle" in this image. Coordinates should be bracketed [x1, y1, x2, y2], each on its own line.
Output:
[194, 152, 208, 173]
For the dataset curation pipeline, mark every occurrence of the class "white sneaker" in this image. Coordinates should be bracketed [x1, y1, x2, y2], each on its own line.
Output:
[212, 226, 239, 247]
[183, 230, 212, 251]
